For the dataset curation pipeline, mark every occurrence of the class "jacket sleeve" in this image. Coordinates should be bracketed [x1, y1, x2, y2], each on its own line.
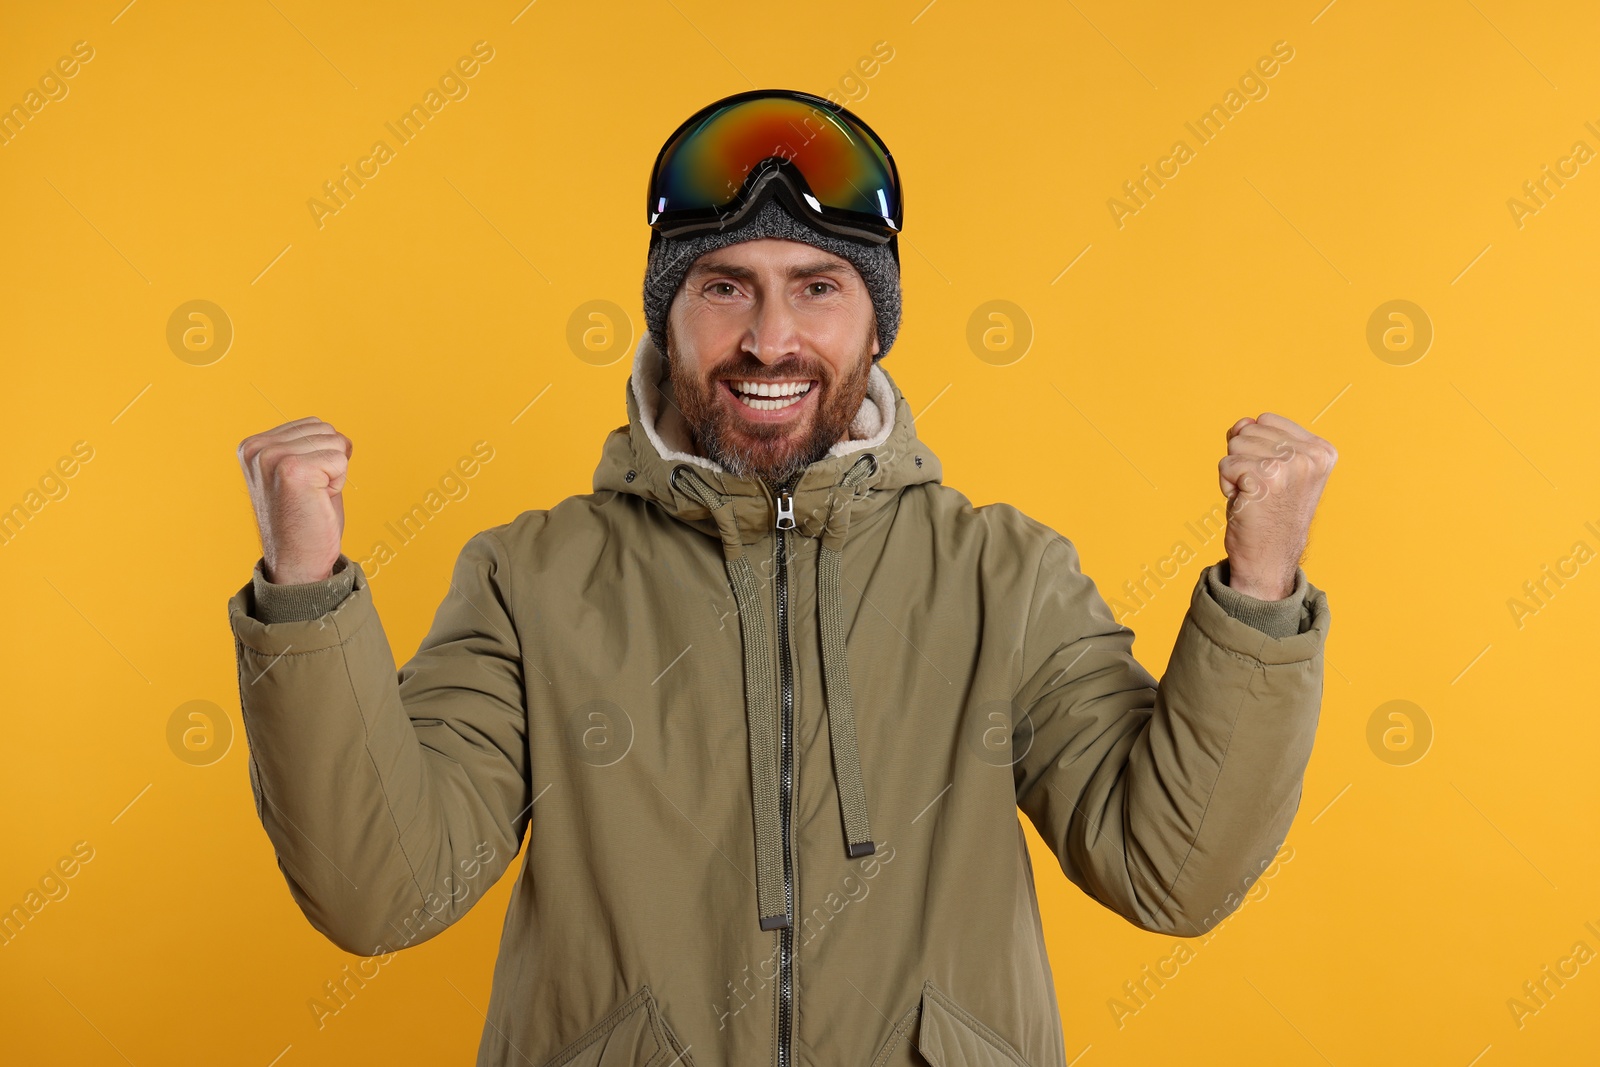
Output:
[1205, 561, 1306, 639]
[1012, 538, 1329, 937]
[226, 526, 531, 956]
[250, 554, 357, 623]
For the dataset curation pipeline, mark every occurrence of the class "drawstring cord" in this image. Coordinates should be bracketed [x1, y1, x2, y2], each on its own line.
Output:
[817, 455, 878, 859]
[671, 454, 878, 930]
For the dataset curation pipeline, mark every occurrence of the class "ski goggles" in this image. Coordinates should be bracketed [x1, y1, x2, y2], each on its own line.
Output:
[646, 88, 902, 248]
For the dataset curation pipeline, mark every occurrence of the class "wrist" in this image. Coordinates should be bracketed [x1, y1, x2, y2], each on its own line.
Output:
[264, 557, 340, 585]
[1225, 558, 1295, 600]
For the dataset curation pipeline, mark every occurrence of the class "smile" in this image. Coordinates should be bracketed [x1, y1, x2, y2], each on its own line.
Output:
[723, 379, 815, 412]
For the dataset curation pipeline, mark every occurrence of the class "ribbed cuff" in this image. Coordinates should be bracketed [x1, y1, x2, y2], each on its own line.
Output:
[251, 554, 356, 624]
[1205, 558, 1309, 639]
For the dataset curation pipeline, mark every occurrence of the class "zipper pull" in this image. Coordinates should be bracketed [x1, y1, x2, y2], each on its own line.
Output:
[775, 488, 796, 530]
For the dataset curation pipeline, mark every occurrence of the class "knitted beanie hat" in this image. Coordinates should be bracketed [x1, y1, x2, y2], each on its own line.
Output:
[642, 196, 902, 362]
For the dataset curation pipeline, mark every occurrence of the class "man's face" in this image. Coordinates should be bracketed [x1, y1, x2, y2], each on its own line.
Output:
[665, 237, 879, 486]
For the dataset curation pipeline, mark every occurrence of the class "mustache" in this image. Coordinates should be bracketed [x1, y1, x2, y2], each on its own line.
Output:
[708, 359, 829, 382]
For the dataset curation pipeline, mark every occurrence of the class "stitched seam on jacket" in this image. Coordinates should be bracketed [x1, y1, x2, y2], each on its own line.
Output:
[1010, 531, 1059, 763]
[1198, 579, 1323, 666]
[644, 987, 695, 1067]
[924, 980, 1031, 1067]
[336, 630, 430, 935]
[486, 526, 527, 705]
[1016, 531, 1056, 704]
[1014, 534, 1107, 813]
[484, 526, 530, 846]
[868, 999, 921, 1067]
[1146, 626, 1255, 929]
[542, 986, 650, 1067]
[1014, 532, 1105, 899]
[237, 642, 351, 660]
[1208, 641, 1311, 670]
[233, 592, 373, 658]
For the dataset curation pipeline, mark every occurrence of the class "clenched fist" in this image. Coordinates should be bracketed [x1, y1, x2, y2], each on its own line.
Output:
[1218, 412, 1336, 600]
[237, 416, 352, 585]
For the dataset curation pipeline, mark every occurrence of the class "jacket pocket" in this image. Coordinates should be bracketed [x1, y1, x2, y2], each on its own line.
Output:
[872, 979, 1033, 1067]
[539, 985, 694, 1067]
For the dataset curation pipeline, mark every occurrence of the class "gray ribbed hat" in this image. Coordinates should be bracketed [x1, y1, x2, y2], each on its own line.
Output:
[643, 196, 901, 362]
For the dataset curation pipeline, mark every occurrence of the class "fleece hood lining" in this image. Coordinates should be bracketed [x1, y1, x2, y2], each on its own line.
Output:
[628, 331, 897, 475]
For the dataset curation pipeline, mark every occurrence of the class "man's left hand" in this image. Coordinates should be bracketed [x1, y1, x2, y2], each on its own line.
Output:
[1217, 412, 1337, 600]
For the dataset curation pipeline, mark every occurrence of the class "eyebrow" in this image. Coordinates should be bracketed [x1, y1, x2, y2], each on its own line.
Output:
[686, 258, 853, 283]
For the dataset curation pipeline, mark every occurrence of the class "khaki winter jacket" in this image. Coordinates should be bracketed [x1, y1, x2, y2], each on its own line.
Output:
[227, 333, 1329, 1067]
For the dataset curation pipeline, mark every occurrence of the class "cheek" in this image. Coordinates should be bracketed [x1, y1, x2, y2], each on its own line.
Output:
[817, 314, 876, 366]
[676, 302, 742, 346]
[820, 353, 857, 382]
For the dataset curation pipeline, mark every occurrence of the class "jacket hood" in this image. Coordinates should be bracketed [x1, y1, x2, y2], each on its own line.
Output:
[592, 330, 943, 930]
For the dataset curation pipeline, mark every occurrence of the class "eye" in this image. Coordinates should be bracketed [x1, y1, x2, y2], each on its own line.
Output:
[807, 281, 837, 296]
[708, 282, 738, 296]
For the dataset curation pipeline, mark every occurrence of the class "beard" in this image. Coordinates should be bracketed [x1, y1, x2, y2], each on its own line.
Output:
[665, 318, 875, 486]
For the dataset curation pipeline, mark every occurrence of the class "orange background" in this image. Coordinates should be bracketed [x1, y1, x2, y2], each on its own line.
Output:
[3, 1, 1598, 1063]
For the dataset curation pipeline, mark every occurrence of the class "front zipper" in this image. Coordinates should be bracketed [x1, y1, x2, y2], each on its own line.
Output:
[772, 472, 798, 1067]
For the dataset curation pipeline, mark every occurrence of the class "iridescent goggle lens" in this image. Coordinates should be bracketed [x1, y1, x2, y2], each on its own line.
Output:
[647, 89, 901, 244]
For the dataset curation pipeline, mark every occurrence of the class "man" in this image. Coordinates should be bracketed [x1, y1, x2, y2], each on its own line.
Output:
[228, 89, 1334, 1067]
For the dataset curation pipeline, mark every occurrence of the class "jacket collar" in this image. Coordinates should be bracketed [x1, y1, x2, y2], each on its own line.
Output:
[593, 332, 943, 543]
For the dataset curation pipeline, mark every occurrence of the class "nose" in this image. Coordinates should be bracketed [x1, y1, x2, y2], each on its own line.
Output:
[742, 295, 801, 365]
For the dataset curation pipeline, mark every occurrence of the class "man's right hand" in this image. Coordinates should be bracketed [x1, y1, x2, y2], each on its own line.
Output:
[237, 416, 352, 585]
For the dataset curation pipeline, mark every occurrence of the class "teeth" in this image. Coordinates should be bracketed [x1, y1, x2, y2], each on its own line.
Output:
[727, 379, 813, 412]
[730, 380, 812, 398]
[735, 390, 806, 411]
